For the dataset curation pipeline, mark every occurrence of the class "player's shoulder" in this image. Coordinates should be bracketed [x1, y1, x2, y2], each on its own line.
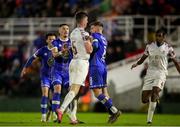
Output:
[71, 28, 80, 34]
[164, 41, 172, 48]
[145, 41, 156, 47]
[92, 33, 99, 37]
[38, 46, 46, 51]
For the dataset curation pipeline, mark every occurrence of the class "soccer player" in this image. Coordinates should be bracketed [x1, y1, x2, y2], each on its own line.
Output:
[131, 29, 180, 125]
[56, 11, 93, 123]
[51, 24, 83, 124]
[89, 21, 121, 124]
[21, 33, 56, 122]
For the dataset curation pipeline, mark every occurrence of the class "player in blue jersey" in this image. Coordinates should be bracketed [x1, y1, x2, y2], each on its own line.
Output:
[89, 21, 121, 124]
[51, 24, 82, 124]
[21, 33, 56, 122]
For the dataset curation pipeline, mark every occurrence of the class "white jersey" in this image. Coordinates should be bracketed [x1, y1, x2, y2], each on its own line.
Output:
[70, 27, 90, 60]
[144, 42, 174, 75]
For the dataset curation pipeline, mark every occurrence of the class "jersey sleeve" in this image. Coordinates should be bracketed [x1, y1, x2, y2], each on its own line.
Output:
[52, 40, 58, 48]
[33, 48, 42, 58]
[168, 46, 174, 53]
[92, 34, 99, 51]
[168, 45, 176, 58]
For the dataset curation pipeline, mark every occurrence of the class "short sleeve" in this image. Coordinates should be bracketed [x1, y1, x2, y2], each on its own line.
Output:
[168, 46, 174, 53]
[33, 48, 41, 58]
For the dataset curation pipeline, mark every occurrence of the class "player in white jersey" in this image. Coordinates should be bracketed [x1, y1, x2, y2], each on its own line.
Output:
[131, 29, 180, 125]
[56, 11, 93, 123]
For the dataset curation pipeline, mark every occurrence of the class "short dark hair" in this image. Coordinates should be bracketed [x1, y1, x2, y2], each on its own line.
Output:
[45, 33, 56, 40]
[156, 28, 166, 36]
[75, 11, 88, 23]
[90, 21, 103, 27]
[59, 24, 69, 28]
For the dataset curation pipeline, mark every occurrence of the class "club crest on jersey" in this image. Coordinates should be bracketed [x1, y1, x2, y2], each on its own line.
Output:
[44, 53, 47, 56]
[47, 57, 54, 67]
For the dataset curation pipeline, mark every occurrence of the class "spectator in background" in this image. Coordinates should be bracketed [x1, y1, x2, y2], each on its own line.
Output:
[16, 37, 29, 68]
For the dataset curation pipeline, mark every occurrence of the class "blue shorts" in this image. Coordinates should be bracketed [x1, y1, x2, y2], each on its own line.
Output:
[89, 66, 107, 89]
[41, 75, 53, 89]
[51, 68, 69, 88]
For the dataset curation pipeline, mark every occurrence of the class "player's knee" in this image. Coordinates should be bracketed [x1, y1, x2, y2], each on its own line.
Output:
[54, 84, 61, 92]
[142, 97, 149, 104]
[151, 92, 159, 102]
[93, 89, 101, 98]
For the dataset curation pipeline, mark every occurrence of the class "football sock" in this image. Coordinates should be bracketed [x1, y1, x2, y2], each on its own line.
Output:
[147, 98, 157, 123]
[60, 91, 75, 113]
[71, 99, 78, 121]
[97, 94, 118, 114]
[52, 93, 61, 112]
[41, 96, 48, 115]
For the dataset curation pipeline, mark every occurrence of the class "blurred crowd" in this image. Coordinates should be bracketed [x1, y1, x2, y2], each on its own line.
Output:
[0, 0, 179, 18]
[0, 37, 42, 97]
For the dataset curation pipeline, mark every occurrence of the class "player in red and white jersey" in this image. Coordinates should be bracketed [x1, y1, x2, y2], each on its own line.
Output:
[131, 29, 180, 125]
[56, 11, 93, 124]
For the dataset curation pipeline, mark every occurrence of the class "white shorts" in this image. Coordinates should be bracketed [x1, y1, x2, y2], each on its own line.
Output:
[69, 59, 89, 86]
[142, 72, 166, 91]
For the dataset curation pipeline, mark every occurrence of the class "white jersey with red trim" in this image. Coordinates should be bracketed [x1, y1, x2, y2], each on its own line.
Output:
[144, 42, 174, 75]
[70, 27, 90, 60]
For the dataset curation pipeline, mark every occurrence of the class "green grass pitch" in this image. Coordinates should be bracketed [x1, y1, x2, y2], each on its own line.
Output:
[0, 112, 180, 126]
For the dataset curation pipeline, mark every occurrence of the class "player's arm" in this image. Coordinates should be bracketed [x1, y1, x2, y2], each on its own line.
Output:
[84, 36, 93, 54]
[91, 38, 99, 52]
[21, 55, 37, 77]
[131, 44, 149, 69]
[131, 54, 148, 69]
[169, 50, 180, 74]
[51, 47, 60, 57]
[171, 58, 180, 74]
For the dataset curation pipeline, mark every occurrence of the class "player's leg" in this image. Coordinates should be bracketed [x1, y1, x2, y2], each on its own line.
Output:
[40, 77, 51, 122]
[90, 66, 120, 123]
[56, 59, 88, 123]
[141, 90, 152, 104]
[56, 84, 81, 123]
[51, 69, 63, 122]
[147, 86, 161, 124]
[102, 87, 121, 123]
[46, 87, 53, 122]
[41, 86, 49, 122]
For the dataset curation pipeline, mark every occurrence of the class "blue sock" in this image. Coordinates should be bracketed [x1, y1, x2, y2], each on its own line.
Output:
[52, 93, 61, 112]
[41, 96, 48, 114]
[97, 94, 112, 109]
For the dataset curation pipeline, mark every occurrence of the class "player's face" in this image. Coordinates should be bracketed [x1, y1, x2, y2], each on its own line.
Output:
[59, 25, 69, 38]
[90, 25, 96, 33]
[82, 17, 88, 28]
[156, 33, 165, 43]
[46, 35, 56, 45]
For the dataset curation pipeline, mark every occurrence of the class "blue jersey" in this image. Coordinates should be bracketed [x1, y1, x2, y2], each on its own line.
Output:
[52, 38, 72, 72]
[89, 33, 108, 89]
[89, 33, 107, 67]
[34, 46, 54, 77]
[51, 38, 72, 87]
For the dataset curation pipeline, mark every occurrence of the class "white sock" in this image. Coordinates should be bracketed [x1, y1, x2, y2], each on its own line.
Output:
[147, 100, 157, 123]
[60, 91, 75, 113]
[110, 106, 118, 114]
[71, 99, 78, 121]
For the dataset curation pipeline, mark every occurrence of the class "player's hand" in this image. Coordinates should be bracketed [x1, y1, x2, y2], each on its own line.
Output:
[51, 47, 59, 57]
[131, 63, 138, 70]
[85, 36, 93, 43]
